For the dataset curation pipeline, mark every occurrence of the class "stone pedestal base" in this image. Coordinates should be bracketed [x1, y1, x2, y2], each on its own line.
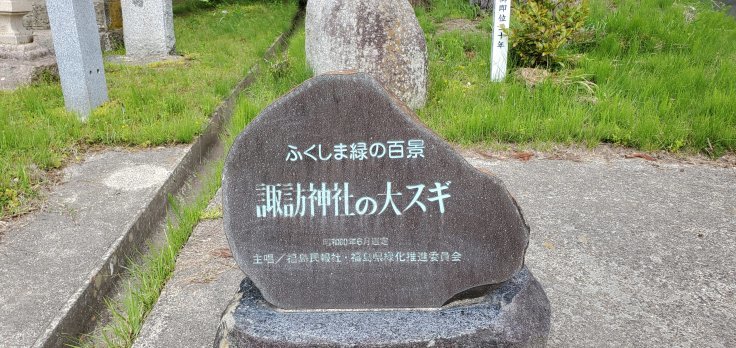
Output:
[215, 267, 551, 347]
[0, 42, 57, 90]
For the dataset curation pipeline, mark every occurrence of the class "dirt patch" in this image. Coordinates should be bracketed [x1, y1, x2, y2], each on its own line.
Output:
[461, 143, 736, 168]
[167, 219, 239, 285]
[438, 18, 483, 34]
[515, 68, 551, 88]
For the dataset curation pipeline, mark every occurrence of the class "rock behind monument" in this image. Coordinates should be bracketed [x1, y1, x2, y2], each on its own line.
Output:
[305, 0, 428, 109]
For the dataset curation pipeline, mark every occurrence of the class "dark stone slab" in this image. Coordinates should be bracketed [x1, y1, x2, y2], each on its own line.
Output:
[223, 72, 529, 310]
[214, 267, 550, 347]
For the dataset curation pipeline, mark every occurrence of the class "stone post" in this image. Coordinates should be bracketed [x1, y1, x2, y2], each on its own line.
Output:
[47, 0, 108, 119]
[120, 0, 175, 61]
[491, 0, 511, 81]
[0, 0, 57, 90]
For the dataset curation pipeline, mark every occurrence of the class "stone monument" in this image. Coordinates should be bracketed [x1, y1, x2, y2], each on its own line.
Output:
[305, 0, 428, 110]
[0, 0, 56, 90]
[215, 72, 550, 347]
[120, 0, 176, 61]
[47, 0, 108, 119]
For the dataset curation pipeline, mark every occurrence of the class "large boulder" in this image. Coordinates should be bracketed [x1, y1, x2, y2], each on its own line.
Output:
[305, 0, 428, 109]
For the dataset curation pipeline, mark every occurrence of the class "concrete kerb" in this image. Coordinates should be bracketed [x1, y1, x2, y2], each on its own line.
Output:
[32, 9, 304, 348]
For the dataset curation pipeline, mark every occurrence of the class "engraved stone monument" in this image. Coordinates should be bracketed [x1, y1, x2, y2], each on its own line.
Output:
[216, 72, 550, 347]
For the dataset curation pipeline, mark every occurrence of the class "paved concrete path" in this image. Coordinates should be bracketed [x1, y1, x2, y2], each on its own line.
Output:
[468, 153, 736, 347]
[134, 153, 736, 347]
[0, 146, 188, 347]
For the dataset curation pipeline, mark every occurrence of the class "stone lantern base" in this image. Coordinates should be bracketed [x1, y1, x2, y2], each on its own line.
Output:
[0, 42, 57, 90]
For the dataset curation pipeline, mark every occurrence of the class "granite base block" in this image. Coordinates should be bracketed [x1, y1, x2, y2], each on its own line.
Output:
[215, 267, 551, 347]
[0, 42, 57, 90]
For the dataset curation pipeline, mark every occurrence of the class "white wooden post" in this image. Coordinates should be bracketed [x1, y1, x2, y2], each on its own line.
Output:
[491, 0, 512, 82]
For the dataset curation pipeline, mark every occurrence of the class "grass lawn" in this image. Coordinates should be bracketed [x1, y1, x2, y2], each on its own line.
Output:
[414, 0, 736, 155]
[0, 0, 299, 218]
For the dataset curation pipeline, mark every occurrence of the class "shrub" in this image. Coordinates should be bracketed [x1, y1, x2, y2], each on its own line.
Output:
[508, 0, 590, 69]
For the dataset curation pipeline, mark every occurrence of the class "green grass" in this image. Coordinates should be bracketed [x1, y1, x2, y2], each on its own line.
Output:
[0, 0, 299, 219]
[228, 30, 313, 132]
[415, 0, 736, 155]
[75, 29, 311, 348]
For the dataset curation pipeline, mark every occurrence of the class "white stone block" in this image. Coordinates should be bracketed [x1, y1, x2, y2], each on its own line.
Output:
[121, 0, 175, 59]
